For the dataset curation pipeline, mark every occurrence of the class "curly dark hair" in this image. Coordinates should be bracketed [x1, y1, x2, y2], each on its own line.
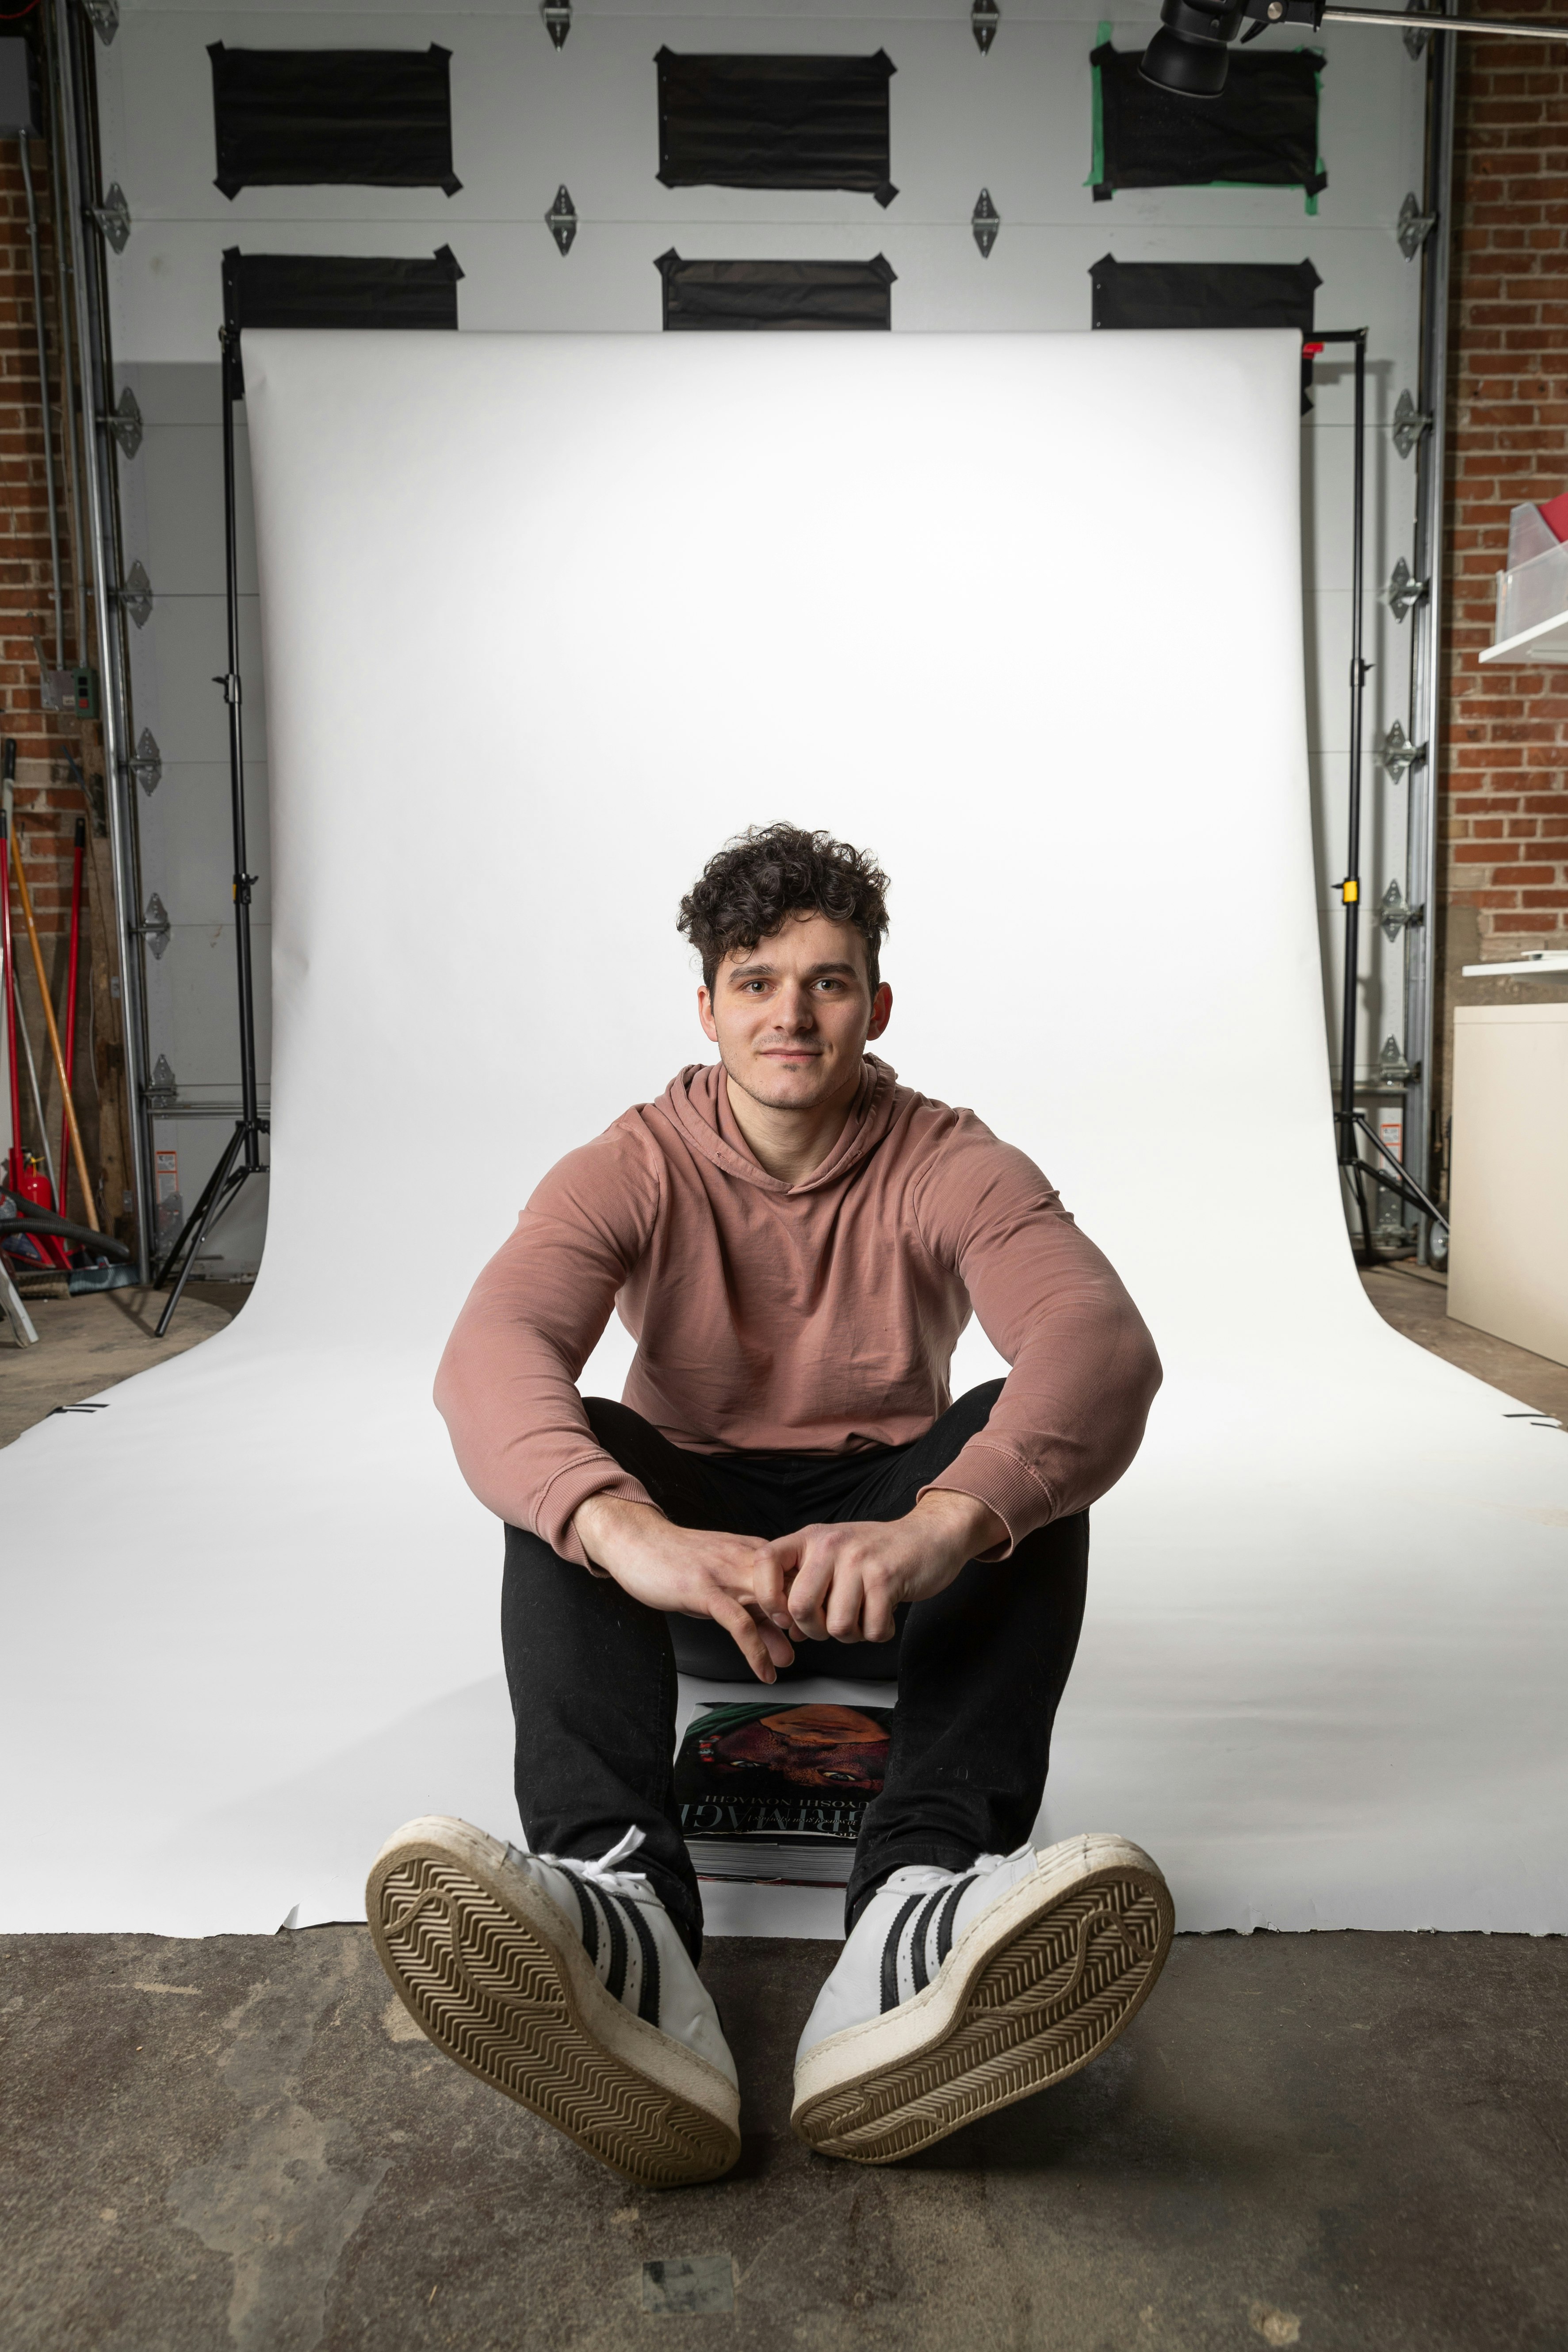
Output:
[677, 823, 891, 995]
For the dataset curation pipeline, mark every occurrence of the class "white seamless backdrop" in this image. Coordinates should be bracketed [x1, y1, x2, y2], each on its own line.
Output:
[3, 329, 1564, 1937]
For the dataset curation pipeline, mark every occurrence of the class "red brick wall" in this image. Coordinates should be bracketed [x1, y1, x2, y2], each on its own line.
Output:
[0, 90, 131, 1231]
[1439, 15, 1568, 1126]
[0, 125, 91, 939]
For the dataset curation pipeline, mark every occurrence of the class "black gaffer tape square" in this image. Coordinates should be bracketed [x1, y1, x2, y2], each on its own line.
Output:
[1091, 42, 1326, 200]
[656, 250, 895, 329]
[655, 49, 897, 207]
[219, 246, 463, 386]
[209, 44, 460, 198]
[1089, 255, 1321, 332]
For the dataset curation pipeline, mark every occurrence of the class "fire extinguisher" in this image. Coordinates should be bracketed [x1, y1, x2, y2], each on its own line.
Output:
[13, 1153, 72, 1269]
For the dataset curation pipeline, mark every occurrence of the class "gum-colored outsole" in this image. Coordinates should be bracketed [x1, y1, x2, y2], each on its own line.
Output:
[792, 1855, 1174, 2165]
[367, 1827, 740, 2190]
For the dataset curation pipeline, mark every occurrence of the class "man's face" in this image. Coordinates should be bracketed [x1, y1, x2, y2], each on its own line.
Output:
[698, 913, 892, 1115]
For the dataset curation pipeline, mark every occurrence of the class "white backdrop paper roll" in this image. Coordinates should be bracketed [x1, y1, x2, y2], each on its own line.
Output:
[3, 330, 1564, 1937]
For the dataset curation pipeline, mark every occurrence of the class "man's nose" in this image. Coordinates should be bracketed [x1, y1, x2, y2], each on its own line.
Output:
[776, 984, 815, 1029]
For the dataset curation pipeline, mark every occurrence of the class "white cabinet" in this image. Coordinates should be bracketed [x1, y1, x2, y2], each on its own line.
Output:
[1449, 1004, 1568, 1368]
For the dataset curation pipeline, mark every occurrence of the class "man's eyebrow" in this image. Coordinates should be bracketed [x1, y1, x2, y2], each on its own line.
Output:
[725, 959, 860, 980]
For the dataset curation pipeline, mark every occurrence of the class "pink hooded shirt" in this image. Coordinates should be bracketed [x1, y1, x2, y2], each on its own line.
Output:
[434, 1057, 1162, 1568]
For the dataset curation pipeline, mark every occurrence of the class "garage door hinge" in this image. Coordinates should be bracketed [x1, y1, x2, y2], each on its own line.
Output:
[972, 189, 1000, 259]
[546, 185, 577, 256]
[88, 182, 130, 252]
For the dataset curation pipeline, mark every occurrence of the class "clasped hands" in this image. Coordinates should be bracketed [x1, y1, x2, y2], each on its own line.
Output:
[570, 1488, 1008, 1683]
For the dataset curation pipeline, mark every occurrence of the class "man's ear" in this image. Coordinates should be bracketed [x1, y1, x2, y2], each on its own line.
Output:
[697, 984, 719, 1045]
[867, 982, 893, 1042]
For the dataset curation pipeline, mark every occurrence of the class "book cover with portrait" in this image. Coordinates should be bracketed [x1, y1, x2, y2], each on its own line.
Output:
[674, 1701, 894, 1884]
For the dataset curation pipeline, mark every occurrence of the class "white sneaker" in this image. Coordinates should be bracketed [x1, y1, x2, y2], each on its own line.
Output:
[367, 1816, 740, 2188]
[791, 1832, 1173, 2165]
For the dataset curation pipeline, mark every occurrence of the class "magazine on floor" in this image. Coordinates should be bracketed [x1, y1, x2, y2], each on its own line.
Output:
[674, 1701, 894, 1885]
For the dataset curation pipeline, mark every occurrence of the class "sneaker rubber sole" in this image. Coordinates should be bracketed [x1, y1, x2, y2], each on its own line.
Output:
[367, 1815, 740, 2189]
[790, 1832, 1174, 2165]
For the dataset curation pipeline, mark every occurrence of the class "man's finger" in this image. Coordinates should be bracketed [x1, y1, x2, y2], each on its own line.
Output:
[824, 1562, 868, 1644]
[746, 1598, 796, 1671]
[861, 1572, 899, 1645]
[752, 1537, 797, 1627]
[757, 1610, 795, 1671]
[787, 1548, 835, 1642]
[712, 1595, 781, 1683]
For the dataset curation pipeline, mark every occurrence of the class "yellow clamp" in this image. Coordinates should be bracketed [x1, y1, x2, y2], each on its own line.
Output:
[1341, 880, 1359, 904]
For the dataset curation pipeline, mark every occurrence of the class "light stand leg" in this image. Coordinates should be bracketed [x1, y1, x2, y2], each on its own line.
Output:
[1314, 329, 1441, 1264]
[1321, 327, 1376, 1261]
[219, 325, 263, 1183]
[1350, 1109, 1449, 1229]
[1346, 1157, 1374, 1260]
[0, 1255, 39, 1345]
[154, 1120, 247, 1339]
[156, 320, 268, 1334]
[153, 1113, 241, 1285]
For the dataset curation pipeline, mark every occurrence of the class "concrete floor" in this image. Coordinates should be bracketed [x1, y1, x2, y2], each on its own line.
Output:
[2, 1927, 1564, 2352]
[1358, 1261, 1568, 1424]
[0, 1282, 241, 1448]
[4, 1263, 1566, 2349]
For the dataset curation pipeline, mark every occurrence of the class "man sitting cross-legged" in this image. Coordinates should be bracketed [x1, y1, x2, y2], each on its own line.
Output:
[367, 822, 1171, 2187]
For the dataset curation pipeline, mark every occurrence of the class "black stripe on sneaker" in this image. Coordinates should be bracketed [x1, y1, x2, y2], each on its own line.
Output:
[880, 1894, 926, 2014]
[560, 1870, 601, 1968]
[601, 1890, 629, 2003]
[933, 1875, 973, 1968]
[908, 1889, 948, 1996]
[623, 1897, 662, 2024]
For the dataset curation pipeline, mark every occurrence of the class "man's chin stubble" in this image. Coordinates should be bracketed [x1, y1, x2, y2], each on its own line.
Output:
[731, 1061, 838, 1110]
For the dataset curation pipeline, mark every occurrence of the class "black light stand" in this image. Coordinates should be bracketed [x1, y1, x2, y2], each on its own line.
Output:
[152, 321, 267, 1335]
[1314, 328, 1449, 1261]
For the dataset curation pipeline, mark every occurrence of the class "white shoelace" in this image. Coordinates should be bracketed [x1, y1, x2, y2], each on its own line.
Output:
[882, 1840, 1033, 1897]
[507, 1821, 654, 1899]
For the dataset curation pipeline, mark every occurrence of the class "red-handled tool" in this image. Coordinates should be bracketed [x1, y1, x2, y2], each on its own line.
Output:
[0, 810, 22, 1197]
[57, 814, 84, 1220]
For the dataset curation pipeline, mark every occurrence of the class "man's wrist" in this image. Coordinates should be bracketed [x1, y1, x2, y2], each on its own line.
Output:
[572, 1491, 664, 1564]
[913, 1486, 1008, 1561]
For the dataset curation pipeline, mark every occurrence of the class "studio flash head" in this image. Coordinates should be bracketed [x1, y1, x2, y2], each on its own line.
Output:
[1143, 0, 1568, 99]
[1140, 0, 1332, 98]
[1140, 0, 1248, 94]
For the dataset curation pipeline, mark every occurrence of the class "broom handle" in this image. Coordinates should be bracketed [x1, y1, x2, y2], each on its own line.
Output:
[59, 818, 84, 1217]
[10, 830, 99, 1231]
[0, 817, 21, 1190]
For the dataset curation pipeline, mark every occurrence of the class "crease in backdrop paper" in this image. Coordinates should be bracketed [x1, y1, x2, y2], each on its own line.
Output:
[0, 331, 1564, 1938]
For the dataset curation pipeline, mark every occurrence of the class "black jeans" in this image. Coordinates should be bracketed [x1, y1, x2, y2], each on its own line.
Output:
[501, 1381, 1087, 1962]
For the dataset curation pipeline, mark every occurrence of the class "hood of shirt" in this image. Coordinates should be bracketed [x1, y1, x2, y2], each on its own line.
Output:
[656, 1054, 901, 1196]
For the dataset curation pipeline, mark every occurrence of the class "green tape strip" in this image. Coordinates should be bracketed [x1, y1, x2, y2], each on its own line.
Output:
[1086, 19, 1112, 191]
[1090, 34, 1326, 207]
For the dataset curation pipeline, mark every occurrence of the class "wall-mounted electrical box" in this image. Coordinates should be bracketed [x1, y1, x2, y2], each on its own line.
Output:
[40, 667, 101, 719]
[0, 37, 41, 138]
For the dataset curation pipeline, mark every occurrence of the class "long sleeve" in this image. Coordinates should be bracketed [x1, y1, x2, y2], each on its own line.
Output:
[433, 1122, 664, 1567]
[913, 1123, 1162, 1551]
